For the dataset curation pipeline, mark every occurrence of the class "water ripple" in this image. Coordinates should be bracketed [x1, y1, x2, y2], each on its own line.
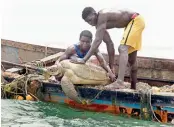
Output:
[1, 99, 173, 127]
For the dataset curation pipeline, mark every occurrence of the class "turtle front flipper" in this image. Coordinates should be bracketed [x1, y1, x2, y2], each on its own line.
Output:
[61, 73, 81, 103]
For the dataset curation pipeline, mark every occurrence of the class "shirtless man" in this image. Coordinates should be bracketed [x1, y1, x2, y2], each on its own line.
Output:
[71, 7, 145, 89]
[55, 30, 116, 81]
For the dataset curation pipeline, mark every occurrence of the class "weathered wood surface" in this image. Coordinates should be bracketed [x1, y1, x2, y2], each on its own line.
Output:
[1, 39, 174, 81]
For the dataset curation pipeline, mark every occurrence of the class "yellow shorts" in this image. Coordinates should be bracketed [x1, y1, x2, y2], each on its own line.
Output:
[120, 15, 145, 54]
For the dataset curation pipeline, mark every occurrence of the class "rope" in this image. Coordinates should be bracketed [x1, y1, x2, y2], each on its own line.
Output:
[78, 87, 104, 105]
[2, 74, 44, 99]
[28, 92, 39, 101]
[25, 77, 30, 95]
[1, 77, 25, 95]
[90, 89, 104, 103]
[1, 87, 6, 98]
[24, 66, 28, 75]
[1, 64, 6, 71]
[4, 91, 24, 95]
[148, 89, 162, 123]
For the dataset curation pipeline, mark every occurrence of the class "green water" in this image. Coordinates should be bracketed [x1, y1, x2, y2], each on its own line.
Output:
[1, 99, 173, 127]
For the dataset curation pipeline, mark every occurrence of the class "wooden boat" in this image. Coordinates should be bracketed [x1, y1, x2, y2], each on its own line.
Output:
[1, 39, 174, 124]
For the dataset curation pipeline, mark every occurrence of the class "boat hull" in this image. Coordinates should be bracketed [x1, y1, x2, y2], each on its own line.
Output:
[42, 82, 174, 123]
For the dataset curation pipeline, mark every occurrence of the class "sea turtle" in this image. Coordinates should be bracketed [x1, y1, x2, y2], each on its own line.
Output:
[45, 59, 111, 103]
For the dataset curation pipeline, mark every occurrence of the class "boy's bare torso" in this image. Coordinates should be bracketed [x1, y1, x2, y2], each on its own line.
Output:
[98, 9, 136, 29]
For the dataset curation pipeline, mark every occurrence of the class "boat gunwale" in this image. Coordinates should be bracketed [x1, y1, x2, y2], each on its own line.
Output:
[2, 39, 174, 71]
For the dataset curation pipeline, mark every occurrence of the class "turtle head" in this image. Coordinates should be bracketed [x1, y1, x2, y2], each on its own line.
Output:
[46, 63, 65, 77]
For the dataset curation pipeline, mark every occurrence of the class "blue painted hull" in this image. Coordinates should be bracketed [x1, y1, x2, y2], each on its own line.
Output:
[42, 82, 174, 123]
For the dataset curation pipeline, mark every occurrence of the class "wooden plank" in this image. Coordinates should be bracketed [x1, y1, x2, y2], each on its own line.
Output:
[37, 52, 64, 64]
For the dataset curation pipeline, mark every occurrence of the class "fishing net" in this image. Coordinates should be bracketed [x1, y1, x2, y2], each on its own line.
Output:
[1, 74, 45, 100]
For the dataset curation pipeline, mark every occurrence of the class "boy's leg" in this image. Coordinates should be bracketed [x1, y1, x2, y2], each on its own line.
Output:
[128, 51, 137, 89]
[105, 44, 129, 89]
[116, 44, 129, 84]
